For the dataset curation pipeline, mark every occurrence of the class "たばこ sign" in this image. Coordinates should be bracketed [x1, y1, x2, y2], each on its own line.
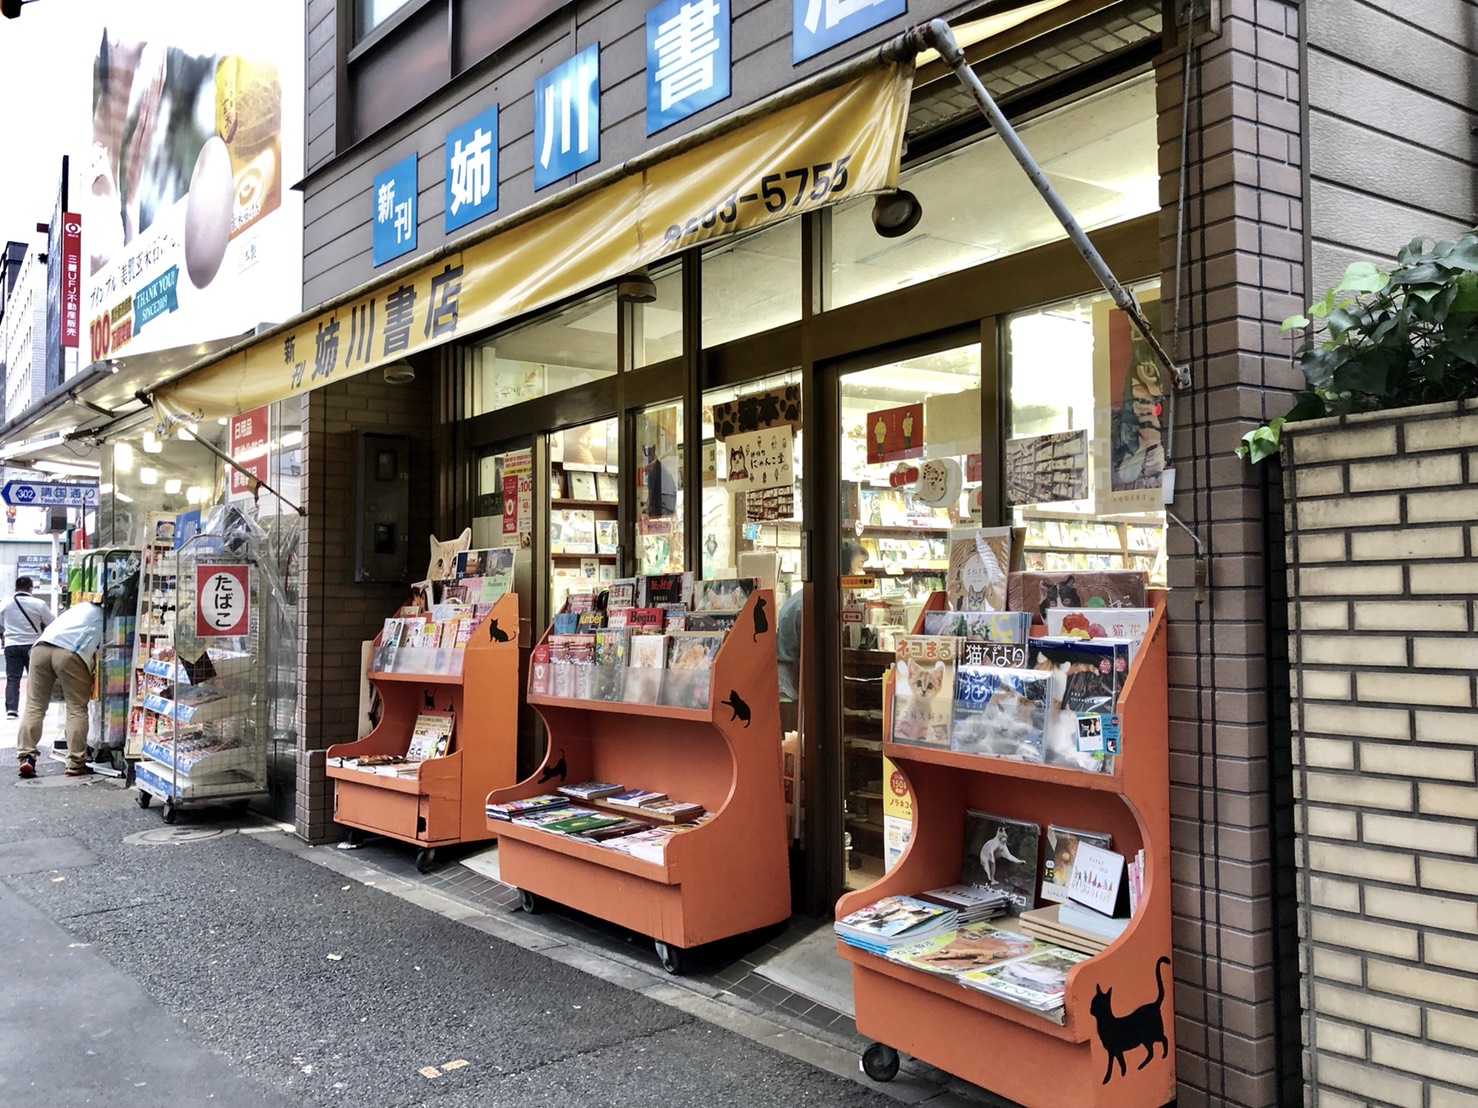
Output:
[196, 565, 251, 636]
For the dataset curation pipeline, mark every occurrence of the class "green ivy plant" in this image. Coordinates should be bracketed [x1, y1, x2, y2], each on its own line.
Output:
[1237, 229, 1478, 462]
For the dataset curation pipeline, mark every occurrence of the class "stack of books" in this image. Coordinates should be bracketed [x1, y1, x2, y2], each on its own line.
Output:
[918, 883, 1010, 923]
[834, 895, 958, 955]
[485, 794, 571, 822]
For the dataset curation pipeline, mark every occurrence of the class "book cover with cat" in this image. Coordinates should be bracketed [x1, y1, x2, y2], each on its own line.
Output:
[923, 610, 1032, 644]
[890, 635, 961, 748]
[692, 577, 757, 612]
[1007, 570, 1147, 623]
[1040, 824, 1114, 903]
[945, 527, 1014, 612]
[1028, 638, 1130, 770]
[959, 639, 1028, 668]
[663, 631, 724, 709]
[961, 810, 1042, 916]
[623, 633, 667, 704]
[959, 945, 1090, 1012]
[951, 667, 1049, 761]
[883, 922, 1039, 981]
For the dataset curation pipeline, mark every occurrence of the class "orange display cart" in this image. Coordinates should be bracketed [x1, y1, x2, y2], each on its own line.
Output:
[486, 590, 791, 974]
[326, 592, 520, 872]
[837, 591, 1174, 1107]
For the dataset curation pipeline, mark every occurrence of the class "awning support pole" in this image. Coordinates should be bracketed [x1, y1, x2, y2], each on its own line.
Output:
[176, 425, 306, 517]
[909, 18, 1191, 392]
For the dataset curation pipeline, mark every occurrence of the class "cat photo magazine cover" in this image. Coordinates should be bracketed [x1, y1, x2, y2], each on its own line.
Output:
[961, 810, 1042, 915]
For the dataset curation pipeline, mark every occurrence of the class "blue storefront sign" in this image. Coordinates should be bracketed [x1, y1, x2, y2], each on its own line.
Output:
[792, 0, 906, 63]
[534, 44, 601, 190]
[372, 154, 419, 266]
[646, 0, 730, 135]
[445, 105, 500, 233]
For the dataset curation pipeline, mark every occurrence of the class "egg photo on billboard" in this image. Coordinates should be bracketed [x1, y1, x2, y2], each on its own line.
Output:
[184, 135, 234, 288]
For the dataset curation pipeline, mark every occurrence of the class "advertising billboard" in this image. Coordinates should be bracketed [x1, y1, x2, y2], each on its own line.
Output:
[78, 0, 304, 366]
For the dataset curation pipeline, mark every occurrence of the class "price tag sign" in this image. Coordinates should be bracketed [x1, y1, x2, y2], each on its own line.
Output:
[196, 565, 251, 637]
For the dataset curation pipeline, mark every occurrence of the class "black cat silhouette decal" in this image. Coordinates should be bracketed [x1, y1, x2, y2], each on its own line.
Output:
[423, 689, 436, 709]
[1092, 956, 1170, 1084]
[488, 618, 510, 643]
[537, 749, 568, 784]
[752, 596, 769, 641]
[721, 690, 751, 727]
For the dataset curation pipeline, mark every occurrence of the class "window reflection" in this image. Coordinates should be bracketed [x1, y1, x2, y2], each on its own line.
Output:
[468, 291, 618, 415]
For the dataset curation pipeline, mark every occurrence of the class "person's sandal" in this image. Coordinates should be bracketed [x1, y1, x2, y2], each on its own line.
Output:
[64, 765, 95, 777]
[17, 755, 35, 779]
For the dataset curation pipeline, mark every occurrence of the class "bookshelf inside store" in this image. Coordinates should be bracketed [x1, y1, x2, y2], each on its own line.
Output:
[548, 418, 620, 614]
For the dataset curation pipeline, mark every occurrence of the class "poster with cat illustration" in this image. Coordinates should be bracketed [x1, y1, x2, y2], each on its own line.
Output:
[891, 635, 961, 747]
[946, 527, 1013, 612]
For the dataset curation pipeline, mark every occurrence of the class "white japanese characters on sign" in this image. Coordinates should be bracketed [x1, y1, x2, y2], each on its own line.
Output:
[534, 44, 601, 189]
[445, 105, 500, 232]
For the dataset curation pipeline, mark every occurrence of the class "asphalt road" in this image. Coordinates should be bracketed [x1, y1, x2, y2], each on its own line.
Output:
[0, 763, 906, 1108]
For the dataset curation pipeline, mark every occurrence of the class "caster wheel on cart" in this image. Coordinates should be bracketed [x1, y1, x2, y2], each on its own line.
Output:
[415, 848, 437, 874]
[861, 1042, 900, 1082]
[162, 802, 179, 825]
[654, 940, 687, 976]
[517, 888, 541, 914]
[343, 828, 364, 847]
[136, 791, 150, 809]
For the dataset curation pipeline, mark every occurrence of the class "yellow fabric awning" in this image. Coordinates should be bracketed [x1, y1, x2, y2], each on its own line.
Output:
[153, 61, 915, 424]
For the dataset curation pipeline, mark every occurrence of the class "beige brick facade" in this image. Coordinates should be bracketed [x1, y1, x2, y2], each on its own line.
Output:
[1285, 401, 1478, 1107]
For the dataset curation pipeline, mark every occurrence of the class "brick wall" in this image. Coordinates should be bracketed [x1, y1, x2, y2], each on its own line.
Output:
[1284, 400, 1478, 1108]
[1155, 1, 1306, 1103]
[295, 371, 434, 843]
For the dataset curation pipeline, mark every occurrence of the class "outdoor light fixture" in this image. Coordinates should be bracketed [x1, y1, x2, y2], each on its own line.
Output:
[871, 189, 924, 238]
[616, 270, 657, 303]
[383, 361, 415, 384]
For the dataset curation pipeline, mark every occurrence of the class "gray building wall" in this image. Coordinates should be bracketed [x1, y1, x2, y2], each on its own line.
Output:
[1305, 0, 1478, 293]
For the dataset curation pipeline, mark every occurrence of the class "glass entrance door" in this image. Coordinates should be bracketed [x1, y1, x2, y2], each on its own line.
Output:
[836, 344, 982, 888]
[548, 418, 620, 612]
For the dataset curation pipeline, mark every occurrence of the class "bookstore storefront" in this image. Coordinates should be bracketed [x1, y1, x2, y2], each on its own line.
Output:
[149, 38, 1163, 912]
[442, 75, 1164, 909]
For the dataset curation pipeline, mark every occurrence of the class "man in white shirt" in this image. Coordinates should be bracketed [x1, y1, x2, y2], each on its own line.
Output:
[16, 601, 104, 778]
[2, 576, 54, 720]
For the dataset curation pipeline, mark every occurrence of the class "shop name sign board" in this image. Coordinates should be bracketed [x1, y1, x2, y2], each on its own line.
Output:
[196, 565, 251, 637]
[152, 63, 912, 425]
[793, 0, 905, 62]
[534, 45, 602, 189]
[646, 0, 731, 135]
[1, 481, 98, 508]
[372, 155, 418, 266]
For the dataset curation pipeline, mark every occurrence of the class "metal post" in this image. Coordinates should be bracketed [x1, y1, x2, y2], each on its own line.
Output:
[913, 18, 1191, 392]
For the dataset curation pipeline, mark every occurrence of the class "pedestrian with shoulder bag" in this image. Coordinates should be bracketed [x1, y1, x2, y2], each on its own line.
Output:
[2, 576, 54, 721]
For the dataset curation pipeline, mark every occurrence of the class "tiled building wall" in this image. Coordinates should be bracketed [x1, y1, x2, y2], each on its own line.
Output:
[1284, 401, 1478, 1108]
[295, 373, 435, 843]
[1155, 1, 1306, 1103]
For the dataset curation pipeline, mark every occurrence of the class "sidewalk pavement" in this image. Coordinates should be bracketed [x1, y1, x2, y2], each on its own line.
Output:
[2, 726, 1009, 1108]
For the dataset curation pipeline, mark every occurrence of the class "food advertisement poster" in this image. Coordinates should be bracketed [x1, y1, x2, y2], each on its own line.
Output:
[79, 0, 303, 365]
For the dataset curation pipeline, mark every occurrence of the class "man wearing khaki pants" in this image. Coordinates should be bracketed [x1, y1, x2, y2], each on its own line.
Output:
[16, 601, 104, 778]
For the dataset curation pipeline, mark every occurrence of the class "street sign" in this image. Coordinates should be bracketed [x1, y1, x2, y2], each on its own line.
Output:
[0, 481, 98, 508]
